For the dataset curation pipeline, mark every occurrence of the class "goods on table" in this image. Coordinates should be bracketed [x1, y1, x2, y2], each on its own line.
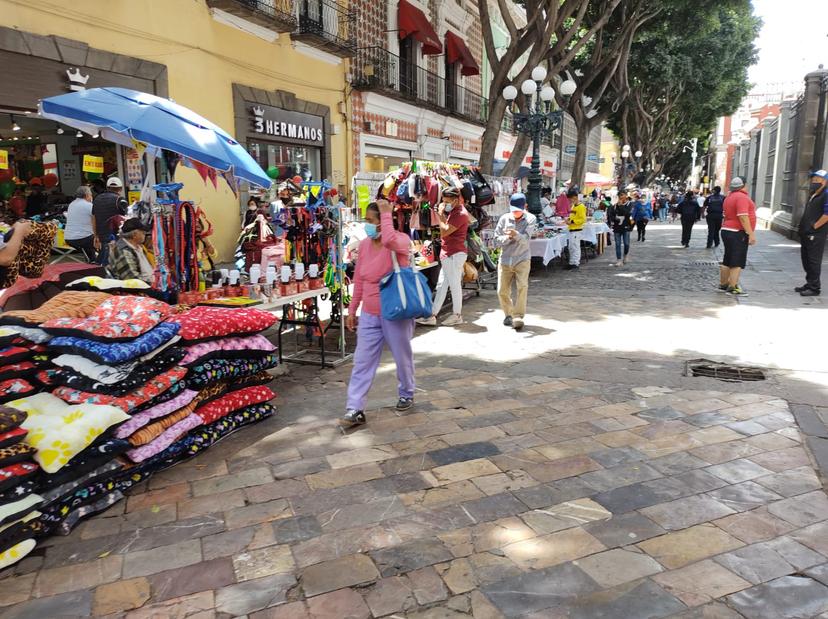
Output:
[0, 294, 279, 567]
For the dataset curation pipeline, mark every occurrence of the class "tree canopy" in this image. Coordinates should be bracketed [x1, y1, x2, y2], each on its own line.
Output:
[606, 0, 760, 184]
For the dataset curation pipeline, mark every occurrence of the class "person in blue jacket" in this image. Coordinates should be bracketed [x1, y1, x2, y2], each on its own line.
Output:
[631, 191, 653, 241]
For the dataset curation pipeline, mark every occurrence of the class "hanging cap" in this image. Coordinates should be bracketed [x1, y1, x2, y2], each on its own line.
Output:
[509, 193, 526, 210]
[729, 176, 745, 190]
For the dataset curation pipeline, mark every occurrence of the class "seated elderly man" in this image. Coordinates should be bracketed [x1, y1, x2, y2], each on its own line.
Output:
[108, 218, 155, 284]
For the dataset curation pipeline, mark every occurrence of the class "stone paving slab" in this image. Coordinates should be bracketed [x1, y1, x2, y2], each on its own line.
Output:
[1, 224, 828, 617]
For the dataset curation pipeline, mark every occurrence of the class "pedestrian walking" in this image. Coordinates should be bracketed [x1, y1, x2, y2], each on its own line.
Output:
[704, 186, 725, 248]
[63, 185, 97, 262]
[566, 189, 586, 270]
[495, 193, 537, 331]
[418, 186, 469, 327]
[669, 193, 679, 223]
[796, 170, 828, 297]
[608, 191, 634, 266]
[719, 177, 756, 296]
[93, 177, 128, 266]
[678, 190, 700, 247]
[343, 199, 415, 426]
[631, 191, 652, 241]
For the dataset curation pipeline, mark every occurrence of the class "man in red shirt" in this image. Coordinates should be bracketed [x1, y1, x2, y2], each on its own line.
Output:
[418, 186, 469, 326]
[719, 176, 756, 296]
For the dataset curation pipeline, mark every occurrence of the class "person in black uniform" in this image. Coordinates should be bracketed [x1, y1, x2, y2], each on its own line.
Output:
[704, 186, 725, 248]
[678, 190, 701, 247]
[797, 170, 828, 297]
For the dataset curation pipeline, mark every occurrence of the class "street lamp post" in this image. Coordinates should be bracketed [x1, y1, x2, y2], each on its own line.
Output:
[503, 67, 576, 215]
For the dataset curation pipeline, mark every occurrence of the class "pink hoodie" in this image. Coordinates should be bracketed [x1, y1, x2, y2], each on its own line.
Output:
[350, 211, 411, 316]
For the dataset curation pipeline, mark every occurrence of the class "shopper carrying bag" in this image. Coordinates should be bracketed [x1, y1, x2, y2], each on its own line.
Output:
[342, 199, 418, 427]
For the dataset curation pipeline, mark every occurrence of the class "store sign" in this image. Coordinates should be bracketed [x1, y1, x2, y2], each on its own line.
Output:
[82, 155, 104, 174]
[66, 68, 90, 92]
[0, 150, 8, 170]
[250, 104, 324, 146]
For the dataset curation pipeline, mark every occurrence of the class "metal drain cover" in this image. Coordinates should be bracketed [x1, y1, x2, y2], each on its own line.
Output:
[685, 359, 766, 382]
[685, 260, 720, 267]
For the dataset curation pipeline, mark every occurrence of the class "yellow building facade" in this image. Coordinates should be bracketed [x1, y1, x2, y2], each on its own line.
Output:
[599, 127, 619, 184]
[0, 0, 353, 261]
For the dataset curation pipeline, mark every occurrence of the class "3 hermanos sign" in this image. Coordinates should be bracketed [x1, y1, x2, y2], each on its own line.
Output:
[250, 104, 324, 147]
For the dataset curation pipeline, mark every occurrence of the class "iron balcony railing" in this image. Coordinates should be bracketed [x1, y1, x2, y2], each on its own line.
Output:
[351, 47, 489, 126]
[292, 0, 357, 57]
[206, 0, 297, 32]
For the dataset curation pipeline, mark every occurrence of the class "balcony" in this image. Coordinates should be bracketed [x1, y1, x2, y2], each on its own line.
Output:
[206, 0, 297, 33]
[291, 0, 357, 58]
[351, 47, 489, 126]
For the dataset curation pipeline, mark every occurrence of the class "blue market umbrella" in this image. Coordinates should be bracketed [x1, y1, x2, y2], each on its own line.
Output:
[39, 87, 271, 189]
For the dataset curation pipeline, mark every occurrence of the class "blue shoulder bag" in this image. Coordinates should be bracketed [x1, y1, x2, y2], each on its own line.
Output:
[380, 250, 432, 320]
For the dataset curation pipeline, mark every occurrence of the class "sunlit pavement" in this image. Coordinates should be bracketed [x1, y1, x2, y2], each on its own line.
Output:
[2, 223, 828, 618]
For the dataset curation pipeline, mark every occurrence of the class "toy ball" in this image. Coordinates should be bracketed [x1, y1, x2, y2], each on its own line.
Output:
[292, 175, 303, 185]
[42, 173, 59, 188]
[266, 166, 280, 179]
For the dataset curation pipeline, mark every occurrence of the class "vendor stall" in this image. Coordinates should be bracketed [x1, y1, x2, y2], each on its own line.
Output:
[0, 88, 299, 571]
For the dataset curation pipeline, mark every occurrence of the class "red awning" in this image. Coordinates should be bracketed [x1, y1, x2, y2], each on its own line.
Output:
[398, 0, 442, 55]
[445, 31, 480, 76]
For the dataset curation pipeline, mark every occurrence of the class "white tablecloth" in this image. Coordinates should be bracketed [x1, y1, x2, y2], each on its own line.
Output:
[530, 235, 567, 265]
[531, 222, 612, 265]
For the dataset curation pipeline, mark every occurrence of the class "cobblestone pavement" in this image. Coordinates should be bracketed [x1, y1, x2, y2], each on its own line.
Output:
[2, 223, 828, 618]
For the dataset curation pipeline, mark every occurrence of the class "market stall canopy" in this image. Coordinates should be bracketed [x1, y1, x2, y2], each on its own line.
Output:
[445, 31, 479, 77]
[38, 88, 272, 189]
[398, 0, 442, 55]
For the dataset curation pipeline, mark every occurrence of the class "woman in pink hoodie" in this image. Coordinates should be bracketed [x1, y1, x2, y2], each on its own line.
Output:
[342, 199, 415, 426]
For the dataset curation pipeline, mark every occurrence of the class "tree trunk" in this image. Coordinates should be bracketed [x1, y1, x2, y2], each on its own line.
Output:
[502, 133, 531, 177]
[478, 96, 509, 174]
[570, 124, 590, 189]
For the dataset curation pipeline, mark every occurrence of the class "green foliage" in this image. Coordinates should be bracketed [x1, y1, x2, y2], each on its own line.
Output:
[607, 0, 759, 157]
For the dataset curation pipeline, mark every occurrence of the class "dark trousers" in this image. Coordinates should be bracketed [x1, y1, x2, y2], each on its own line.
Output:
[681, 218, 695, 246]
[706, 217, 722, 248]
[635, 220, 648, 241]
[801, 232, 827, 291]
[66, 235, 97, 263]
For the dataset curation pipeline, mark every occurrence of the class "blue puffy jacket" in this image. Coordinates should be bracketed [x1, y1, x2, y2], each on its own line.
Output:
[631, 200, 652, 222]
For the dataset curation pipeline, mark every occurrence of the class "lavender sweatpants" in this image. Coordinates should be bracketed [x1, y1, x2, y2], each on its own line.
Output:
[346, 312, 416, 411]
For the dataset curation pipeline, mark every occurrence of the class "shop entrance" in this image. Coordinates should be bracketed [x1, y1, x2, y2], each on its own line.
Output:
[0, 110, 155, 221]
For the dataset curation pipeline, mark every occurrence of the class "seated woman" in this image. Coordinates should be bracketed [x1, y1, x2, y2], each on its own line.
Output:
[0, 220, 58, 288]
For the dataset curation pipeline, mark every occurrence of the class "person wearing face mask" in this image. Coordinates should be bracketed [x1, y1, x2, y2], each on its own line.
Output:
[417, 186, 469, 327]
[494, 193, 537, 330]
[719, 176, 756, 296]
[797, 170, 828, 297]
[243, 197, 261, 227]
[342, 199, 416, 426]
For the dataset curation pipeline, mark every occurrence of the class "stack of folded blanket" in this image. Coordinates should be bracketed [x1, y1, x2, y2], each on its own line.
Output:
[0, 294, 281, 569]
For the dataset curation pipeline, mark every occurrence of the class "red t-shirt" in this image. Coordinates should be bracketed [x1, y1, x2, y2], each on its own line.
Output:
[440, 206, 469, 258]
[722, 189, 757, 232]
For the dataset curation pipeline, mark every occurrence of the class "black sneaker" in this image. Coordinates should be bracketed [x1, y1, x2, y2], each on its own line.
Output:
[503, 316, 513, 327]
[396, 397, 414, 411]
[800, 288, 821, 297]
[795, 284, 811, 293]
[341, 409, 366, 426]
[718, 284, 729, 293]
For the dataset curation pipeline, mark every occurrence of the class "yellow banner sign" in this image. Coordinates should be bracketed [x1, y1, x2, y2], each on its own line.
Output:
[0, 150, 8, 170]
[82, 155, 104, 174]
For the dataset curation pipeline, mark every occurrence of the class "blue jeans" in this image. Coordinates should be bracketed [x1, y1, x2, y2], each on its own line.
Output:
[614, 230, 630, 260]
[660, 207, 668, 221]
